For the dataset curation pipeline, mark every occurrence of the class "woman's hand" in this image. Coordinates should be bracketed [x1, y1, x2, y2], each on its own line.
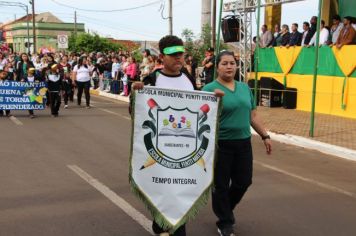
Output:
[132, 82, 144, 90]
[263, 138, 272, 155]
[214, 89, 225, 97]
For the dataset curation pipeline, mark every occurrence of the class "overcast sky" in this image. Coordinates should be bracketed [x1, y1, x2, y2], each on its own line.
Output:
[0, 0, 319, 41]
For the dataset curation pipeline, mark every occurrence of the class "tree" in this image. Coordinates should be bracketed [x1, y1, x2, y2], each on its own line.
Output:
[181, 25, 227, 64]
[69, 33, 125, 53]
[181, 28, 195, 59]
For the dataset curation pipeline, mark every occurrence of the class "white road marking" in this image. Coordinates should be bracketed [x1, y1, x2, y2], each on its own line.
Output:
[67, 165, 153, 235]
[255, 160, 356, 200]
[9, 116, 23, 126]
[91, 105, 131, 120]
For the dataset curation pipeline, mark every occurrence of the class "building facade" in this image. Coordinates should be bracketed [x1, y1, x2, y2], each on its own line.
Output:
[0, 12, 85, 53]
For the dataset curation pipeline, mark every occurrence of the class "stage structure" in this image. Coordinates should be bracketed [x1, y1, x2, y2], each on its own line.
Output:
[223, 0, 305, 82]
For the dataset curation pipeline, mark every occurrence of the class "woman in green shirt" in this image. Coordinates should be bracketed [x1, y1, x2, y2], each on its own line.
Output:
[203, 51, 272, 236]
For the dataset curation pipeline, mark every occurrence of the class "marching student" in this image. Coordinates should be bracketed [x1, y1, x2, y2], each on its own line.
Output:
[132, 35, 223, 236]
[26, 67, 42, 118]
[203, 51, 272, 236]
[0, 67, 12, 117]
[47, 64, 62, 117]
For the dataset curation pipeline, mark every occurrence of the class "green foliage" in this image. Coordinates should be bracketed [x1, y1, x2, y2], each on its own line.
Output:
[69, 33, 124, 53]
[132, 50, 143, 63]
[181, 24, 227, 64]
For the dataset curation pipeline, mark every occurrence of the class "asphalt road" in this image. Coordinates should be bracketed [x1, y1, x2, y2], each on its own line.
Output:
[1, 95, 356, 236]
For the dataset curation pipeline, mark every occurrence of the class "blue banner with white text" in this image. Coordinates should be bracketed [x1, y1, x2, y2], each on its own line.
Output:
[0, 81, 48, 110]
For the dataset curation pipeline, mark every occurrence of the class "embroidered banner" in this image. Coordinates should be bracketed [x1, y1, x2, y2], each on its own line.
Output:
[130, 87, 220, 233]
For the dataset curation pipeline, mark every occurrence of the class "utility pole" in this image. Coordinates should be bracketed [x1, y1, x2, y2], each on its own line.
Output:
[168, 0, 173, 35]
[26, 6, 30, 54]
[30, 0, 36, 54]
[212, 0, 216, 47]
[74, 11, 77, 36]
[201, 0, 212, 30]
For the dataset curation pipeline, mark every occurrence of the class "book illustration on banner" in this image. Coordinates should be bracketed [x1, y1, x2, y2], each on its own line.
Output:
[140, 98, 211, 171]
[158, 113, 195, 138]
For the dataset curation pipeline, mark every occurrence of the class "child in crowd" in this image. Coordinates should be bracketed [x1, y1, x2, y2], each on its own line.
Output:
[26, 67, 42, 118]
[46, 64, 62, 117]
[0, 67, 11, 117]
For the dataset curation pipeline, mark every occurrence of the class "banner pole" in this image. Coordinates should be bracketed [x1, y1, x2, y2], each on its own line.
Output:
[254, 0, 262, 106]
[309, 0, 323, 137]
[213, 0, 224, 80]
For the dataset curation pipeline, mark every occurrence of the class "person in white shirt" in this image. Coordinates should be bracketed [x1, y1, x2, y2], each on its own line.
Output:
[308, 20, 329, 46]
[111, 57, 121, 80]
[330, 15, 344, 44]
[73, 56, 92, 108]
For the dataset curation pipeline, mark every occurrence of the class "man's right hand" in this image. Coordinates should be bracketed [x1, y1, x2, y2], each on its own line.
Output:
[132, 82, 144, 90]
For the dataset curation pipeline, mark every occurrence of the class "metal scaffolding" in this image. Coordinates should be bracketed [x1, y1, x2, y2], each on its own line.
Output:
[223, 0, 306, 81]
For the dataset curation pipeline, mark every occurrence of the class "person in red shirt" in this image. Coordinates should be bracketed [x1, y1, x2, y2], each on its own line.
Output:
[125, 56, 137, 95]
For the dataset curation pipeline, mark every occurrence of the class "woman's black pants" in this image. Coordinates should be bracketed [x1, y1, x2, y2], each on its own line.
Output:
[212, 138, 253, 230]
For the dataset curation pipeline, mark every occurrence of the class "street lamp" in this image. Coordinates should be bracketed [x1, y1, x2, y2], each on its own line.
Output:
[0, 1, 30, 54]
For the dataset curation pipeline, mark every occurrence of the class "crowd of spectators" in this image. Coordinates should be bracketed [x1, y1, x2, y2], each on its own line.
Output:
[0, 46, 201, 104]
[258, 15, 356, 49]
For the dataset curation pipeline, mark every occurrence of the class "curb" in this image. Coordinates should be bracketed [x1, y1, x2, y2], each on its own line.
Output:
[91, 89, 356, 162]
[251, 130, 356, 162]
[90, 89, 129, 103]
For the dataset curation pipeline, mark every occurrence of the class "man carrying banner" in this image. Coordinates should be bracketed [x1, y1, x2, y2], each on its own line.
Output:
[132, 35, 223, 236]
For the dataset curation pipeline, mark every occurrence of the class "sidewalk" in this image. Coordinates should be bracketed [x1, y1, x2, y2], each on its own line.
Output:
[91, 89, 356, 160]
[257, 106, 356, 150]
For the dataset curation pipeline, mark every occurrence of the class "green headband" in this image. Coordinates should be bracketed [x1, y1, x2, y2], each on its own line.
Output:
[163, 45, 185, 55]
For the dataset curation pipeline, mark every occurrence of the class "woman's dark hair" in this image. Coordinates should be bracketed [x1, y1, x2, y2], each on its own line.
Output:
[47, 54, 54, 62]
[20, 53, 29, 62]
[216, 51, 235, 67]
[144, 49, 151, 56]
[158, 35, 184, 54]
[78, 56, 88, 69]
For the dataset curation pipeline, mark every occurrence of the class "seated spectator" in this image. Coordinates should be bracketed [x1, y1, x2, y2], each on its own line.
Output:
[334, 16, 356, 49]
[330, 15, 344, 45]
[309, 20, 329, 46]
[259, 24, 273, 48]
[287, 23, 302, 47]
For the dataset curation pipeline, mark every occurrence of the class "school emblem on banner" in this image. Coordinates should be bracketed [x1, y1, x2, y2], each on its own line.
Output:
[130, 87, 220, 233]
